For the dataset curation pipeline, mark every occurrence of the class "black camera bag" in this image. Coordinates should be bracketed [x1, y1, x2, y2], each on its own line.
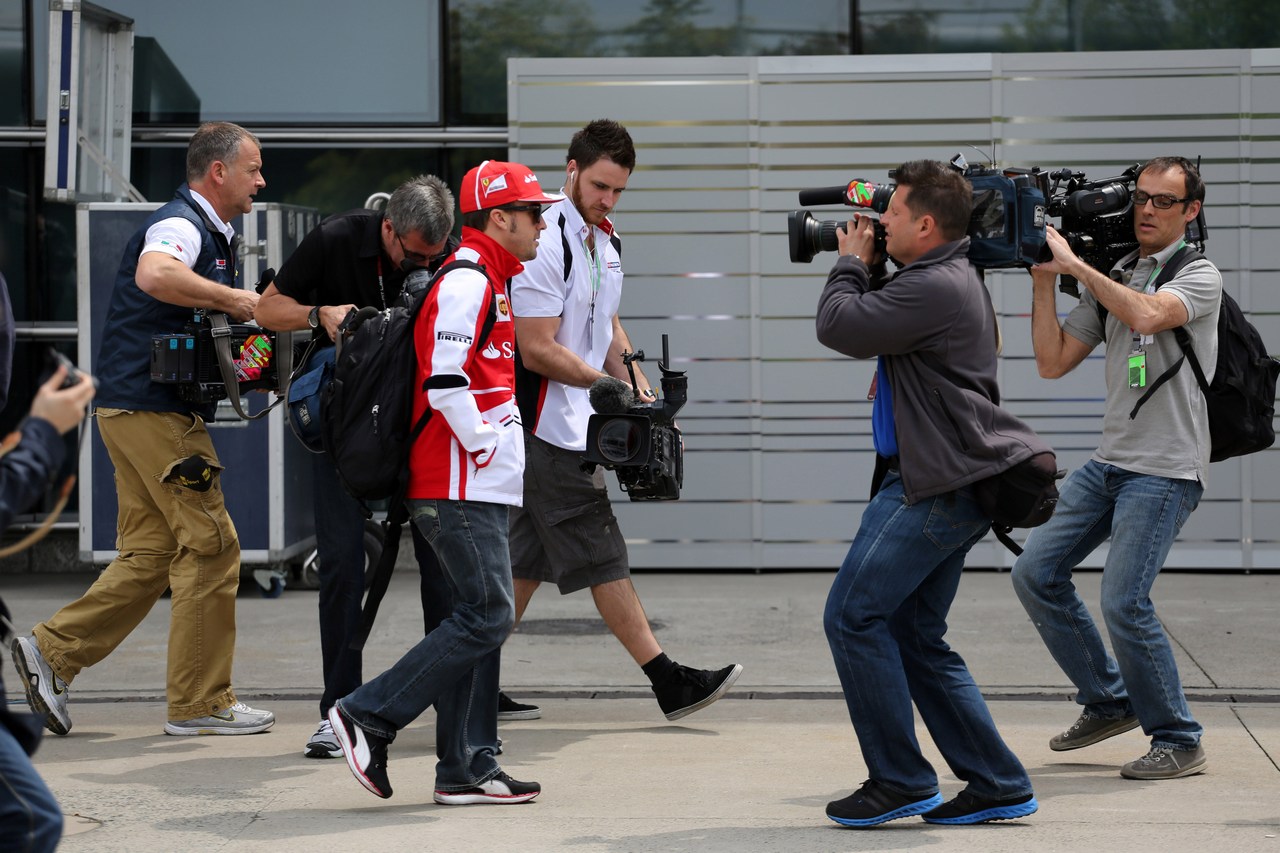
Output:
[973, 450, 1062, 555]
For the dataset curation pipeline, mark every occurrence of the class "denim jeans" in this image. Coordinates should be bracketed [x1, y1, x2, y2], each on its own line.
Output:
[1011, 459, 1203, 749]
[312, 453, 453, 718]
[337, 498, 514, 790]
[0, 688, 62, 852]
[824, 471, 1032, 799]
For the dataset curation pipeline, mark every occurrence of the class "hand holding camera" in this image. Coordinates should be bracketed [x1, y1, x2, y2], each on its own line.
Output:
[32, 356, 96, 435]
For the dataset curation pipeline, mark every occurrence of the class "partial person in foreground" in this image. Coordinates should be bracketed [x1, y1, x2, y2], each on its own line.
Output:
[1012, 156, 1219, 780]
[0, 273, 97, 853]
[817, 159, 1041, 827]
[328, 160, 557, 805]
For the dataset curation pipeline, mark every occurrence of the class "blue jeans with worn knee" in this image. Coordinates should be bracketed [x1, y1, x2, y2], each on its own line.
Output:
[336, 498, 513, 790]
[824, 471, 1032, 799]
[1010, 460, 1203, 749]
[0, 710, 61, 853]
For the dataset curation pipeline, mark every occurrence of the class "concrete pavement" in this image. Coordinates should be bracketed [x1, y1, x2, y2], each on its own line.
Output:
[3, 568, 1279, 852]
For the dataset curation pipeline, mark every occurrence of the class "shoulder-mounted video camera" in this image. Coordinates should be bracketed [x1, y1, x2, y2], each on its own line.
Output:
[150, 311, 280, 409]
[1040, 163, 1207, 297]
[788, 153, 1208, 295]
[789, 152, 1048, 270]
[583, 335, 687, 501]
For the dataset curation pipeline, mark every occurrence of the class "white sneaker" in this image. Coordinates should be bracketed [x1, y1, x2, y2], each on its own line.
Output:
[304, 718, 343, 758]
[164, 701, 275, 736]
[10, 636, 71, 735]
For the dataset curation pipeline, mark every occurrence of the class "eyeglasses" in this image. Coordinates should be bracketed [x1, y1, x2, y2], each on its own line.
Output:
[503, 204, 544, 221]
[1133, 189, 1192, 210]
[396, 232, 448, 267]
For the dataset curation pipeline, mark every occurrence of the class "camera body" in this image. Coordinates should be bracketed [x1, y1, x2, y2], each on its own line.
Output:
[1042, 165, 1207, 297]
[788, 153, 1048, 270]
[150, 314, 279, 405]
[583, 336, 687, 501]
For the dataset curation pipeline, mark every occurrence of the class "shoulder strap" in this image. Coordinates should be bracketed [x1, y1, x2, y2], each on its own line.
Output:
[1126, 247, 1210, 420]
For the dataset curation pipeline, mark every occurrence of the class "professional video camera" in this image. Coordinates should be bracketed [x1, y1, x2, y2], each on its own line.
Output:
[788, 153, 1048, 270]
[789, 153, 1209, 297]
[583, 334, 686, 501]
[150, 311, 279, 406]
[1041, 164, 1207, 297]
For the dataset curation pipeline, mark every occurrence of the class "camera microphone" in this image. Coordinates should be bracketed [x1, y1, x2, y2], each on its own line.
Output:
[589, 376, 636, 414]
[254, 267, 276, 295]
[797, 185, 855, 207]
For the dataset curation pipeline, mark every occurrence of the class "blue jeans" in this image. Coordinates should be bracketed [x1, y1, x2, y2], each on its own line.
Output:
[1011, 460, 1203, 749]
[312, 453, 452, 718]
[0, 703, 61, 853]
[336, 499, 514, 790]
[824, 472, 1032, 799]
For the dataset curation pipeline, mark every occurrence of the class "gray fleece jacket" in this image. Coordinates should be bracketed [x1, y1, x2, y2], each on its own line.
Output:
[815, 237, 1051, 504]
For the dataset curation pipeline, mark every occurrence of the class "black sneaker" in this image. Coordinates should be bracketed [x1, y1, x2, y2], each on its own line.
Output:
[923, 789, 1038, 825]
[433, 770, 541, 805]
[827, 779, 943, 827]
[498, 691, 542, 721]
[653, 663, 742, 721]
[327, 703, 393, 799]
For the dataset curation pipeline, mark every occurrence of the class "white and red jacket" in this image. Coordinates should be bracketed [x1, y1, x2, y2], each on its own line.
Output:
[406, 227, 524, 506]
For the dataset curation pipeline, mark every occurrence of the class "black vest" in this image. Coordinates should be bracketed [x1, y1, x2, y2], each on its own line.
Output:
[94, 186, 238, 420]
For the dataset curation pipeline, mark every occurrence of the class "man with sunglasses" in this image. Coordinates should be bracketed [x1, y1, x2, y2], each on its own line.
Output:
[256, 175, 458, 759]
[506, 119, 741, 721]
[1014, 156, 1221, 780]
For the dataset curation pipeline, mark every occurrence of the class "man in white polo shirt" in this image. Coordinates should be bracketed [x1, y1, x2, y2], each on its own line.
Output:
[506, 119, 741, 721]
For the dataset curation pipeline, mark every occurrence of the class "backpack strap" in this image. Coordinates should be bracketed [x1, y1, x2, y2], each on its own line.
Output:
[1123, 246, 1210, 420]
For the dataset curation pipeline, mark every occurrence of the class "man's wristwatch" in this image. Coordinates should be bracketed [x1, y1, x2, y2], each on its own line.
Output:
[307, 305, 321, 330]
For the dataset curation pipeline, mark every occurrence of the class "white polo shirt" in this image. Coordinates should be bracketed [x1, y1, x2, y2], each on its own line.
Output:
[509, 196, 623, 451]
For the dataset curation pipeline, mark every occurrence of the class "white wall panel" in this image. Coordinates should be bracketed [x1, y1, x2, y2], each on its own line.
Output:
[511, 51, 1280, 570]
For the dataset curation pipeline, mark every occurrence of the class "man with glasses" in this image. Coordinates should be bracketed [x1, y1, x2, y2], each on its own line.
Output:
[506, 119, 742, 721]
[326, 160, 556, 804]
[256, 175, 458, 759]
[1014, 156, 1221, 780]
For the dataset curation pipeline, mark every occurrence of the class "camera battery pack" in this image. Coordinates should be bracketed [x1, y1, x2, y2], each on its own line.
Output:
[150, 334, 197, 383]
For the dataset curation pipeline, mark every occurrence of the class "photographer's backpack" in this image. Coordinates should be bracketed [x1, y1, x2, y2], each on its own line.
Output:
[1107, 246, 1280, 462]
[320, 258, 496, 649]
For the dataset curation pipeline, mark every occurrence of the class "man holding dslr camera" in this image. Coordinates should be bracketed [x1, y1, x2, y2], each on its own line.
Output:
[10, 122, 273, 738]
[1013, 156, 1220, 780]
[817, 159, 1041, 827]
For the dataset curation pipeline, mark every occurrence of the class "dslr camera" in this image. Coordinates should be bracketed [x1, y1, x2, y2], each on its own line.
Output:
[583, 335, 687, 501]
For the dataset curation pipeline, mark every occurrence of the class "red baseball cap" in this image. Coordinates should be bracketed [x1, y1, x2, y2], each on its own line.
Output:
[460, 160, 564, 213]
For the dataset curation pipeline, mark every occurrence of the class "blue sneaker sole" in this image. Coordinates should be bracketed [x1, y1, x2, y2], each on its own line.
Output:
[827, 792, 944, 827]
[923, 796, 1039, 825]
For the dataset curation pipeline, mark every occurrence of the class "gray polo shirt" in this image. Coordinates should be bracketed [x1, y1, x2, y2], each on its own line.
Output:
[1062, 239, 1222, 484]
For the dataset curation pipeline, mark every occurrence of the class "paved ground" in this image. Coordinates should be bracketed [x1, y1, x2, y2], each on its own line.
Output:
[2, 568, 1278, 852]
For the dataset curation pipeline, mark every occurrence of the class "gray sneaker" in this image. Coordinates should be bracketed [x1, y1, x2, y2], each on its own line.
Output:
[1050, 712, 1140, 751]
[10, 636, 71, 735]
[164, 701, 275, 736]
[1121, 744, 1207, 780]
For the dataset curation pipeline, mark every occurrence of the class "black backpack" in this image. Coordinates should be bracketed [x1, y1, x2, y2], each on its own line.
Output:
[319, 258, 494, 503]
[320, 257, 497, 652]
[1113, 247, 1280, 462]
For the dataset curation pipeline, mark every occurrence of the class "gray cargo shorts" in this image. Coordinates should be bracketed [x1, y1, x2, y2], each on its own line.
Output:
[509, 431, 630, 594]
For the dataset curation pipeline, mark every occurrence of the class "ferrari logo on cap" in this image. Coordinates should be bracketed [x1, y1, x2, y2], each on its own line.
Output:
[482, 174, 509, 196]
